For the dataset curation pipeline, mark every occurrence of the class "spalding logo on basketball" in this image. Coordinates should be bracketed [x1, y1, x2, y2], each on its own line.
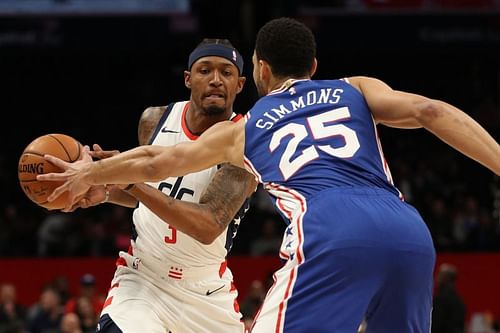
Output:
[18, 133, 83, 210]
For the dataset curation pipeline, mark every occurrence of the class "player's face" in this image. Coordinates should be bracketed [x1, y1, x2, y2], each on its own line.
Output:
[252, 52, 266, 97]
[185, 56, 244, 116]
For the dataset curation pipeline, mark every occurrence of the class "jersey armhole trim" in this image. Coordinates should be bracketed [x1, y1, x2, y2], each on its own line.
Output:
[148, 102, 175, 145]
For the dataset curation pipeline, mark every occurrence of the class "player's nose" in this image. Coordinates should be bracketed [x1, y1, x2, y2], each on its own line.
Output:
[209, 71, 222, 86]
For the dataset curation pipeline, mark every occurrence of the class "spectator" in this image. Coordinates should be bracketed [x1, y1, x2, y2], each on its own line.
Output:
[26, 286, 63, 333]
[431, 263, 466, 333]
[37, 213, 72, 257]
[64, 274, 104, 318]
[60, 312, 82, 333]
[0, 283, 26, 333]
[49, 276, 71, 306]
[452, 196, 480, 249]
[250, 217, 282, 256]
[427, 197, 453, 250]
[73, 297, 98, 333]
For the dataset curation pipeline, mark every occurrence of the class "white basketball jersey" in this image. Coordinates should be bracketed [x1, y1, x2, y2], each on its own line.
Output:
[131, 101, 241, 268]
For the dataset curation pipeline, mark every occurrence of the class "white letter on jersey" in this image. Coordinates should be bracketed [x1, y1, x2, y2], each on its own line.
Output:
[330, 88, 343, 104]
[256, 119, 274, 130]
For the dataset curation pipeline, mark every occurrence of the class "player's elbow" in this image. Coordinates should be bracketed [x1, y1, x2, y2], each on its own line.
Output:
[193, 228, 223, 245]
[197, 233, 219, 245]
[414, 98, 446, 127]
[199, 224, 225, 245]
[195, 211, 226, 245]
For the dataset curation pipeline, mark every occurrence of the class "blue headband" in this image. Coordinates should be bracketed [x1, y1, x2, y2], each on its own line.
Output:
[188, 43, 244, 75]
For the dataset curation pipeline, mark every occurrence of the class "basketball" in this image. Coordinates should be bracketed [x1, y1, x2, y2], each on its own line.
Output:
[18, 133, 83, 210]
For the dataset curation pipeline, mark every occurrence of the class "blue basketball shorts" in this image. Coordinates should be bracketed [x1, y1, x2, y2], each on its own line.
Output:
[252, 187, 436, 333]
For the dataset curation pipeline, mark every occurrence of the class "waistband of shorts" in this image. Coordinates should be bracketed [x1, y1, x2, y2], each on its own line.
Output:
[118, 248, 227, 281]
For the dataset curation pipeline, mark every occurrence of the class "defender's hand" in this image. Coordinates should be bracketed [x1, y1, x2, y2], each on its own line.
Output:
[37, 145, 94, 208]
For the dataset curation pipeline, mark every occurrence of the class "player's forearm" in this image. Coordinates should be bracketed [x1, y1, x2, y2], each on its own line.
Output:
[419, 100, 500, 175]
[107, 187, 138, 208]
[128, 183, 221, 244]
[84, 145, 176, 185]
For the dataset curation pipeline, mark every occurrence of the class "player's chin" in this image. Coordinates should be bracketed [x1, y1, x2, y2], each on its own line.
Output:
[202, 104, 226, 116]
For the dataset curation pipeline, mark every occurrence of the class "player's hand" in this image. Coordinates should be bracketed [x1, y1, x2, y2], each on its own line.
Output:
[36, 145, 94, 208]
[89, 144, 119, 160]
[62, 184, 107, 212]
[63, 144, 119, 212]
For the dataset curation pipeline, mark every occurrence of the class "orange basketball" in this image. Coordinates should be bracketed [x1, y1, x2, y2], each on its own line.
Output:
[18, 133, 83, 210]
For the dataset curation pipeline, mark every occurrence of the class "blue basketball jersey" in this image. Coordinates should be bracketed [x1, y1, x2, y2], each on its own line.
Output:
[245, 79, 435, 333]
[244, 79, 402, 201]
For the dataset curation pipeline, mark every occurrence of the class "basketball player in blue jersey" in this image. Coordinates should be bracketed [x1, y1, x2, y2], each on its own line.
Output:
[40, 18, 500, 333]
[53, 39, 257, 333]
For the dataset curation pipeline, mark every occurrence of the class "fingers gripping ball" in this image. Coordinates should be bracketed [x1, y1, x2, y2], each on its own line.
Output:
[18, 134, 83, 210]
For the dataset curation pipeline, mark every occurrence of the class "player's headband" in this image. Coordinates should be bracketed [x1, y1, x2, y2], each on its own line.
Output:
[188, 43, 244, 75]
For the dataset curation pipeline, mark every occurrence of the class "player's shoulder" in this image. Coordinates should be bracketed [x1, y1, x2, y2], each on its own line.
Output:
[141, 105, 167, 121]
[339, 76, 379, 95]
[344, 76, 385, 87]
[344, 76, 375, 82]
[138, 105, 171, 145]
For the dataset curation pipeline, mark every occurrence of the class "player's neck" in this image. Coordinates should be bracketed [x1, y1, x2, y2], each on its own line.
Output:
[268, 76, 308, 94]
[185, 105, 232, 135]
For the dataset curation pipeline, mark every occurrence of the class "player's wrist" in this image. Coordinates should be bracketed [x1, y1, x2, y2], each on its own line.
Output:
[102, 185, 111, 203]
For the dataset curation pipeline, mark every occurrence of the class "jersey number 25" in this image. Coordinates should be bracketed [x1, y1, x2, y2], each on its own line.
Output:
[270, 107, 360, 180]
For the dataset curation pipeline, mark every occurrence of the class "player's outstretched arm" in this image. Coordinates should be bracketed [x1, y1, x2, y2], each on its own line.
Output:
[38, 119, 244, 207]
[87, 119, 242, 184]
[351, 76, 500, 175]
[127, 164, 257, 244]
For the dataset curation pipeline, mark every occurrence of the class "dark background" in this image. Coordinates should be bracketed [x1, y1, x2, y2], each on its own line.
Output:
[1, 0, 499, 257]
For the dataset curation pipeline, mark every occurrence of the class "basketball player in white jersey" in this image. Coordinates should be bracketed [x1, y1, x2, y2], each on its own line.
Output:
[67, 39, 257, 333]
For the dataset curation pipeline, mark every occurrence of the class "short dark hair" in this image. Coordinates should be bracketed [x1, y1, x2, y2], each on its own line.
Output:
[255, 17, 316, 78]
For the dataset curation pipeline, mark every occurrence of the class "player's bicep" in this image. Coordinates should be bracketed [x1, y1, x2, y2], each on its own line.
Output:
[353, 76, 427, 128]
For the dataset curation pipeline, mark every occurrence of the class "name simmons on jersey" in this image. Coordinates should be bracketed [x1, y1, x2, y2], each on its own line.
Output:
[255, 87, 344, 130]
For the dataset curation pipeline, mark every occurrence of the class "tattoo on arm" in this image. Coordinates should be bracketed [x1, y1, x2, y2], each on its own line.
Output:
[200, 164, 256, 231]
[138, 106, 166, 145]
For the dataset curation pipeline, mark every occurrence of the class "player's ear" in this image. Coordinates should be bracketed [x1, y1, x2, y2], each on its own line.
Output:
[236, 76, 246, 94]
[184, 70, 192, 89]
[260, 60, 271, 82]
[310, 58, 318, 78]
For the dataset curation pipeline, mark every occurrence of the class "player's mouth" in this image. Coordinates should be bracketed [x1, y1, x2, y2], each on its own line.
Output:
[204, 92, 225, 101]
